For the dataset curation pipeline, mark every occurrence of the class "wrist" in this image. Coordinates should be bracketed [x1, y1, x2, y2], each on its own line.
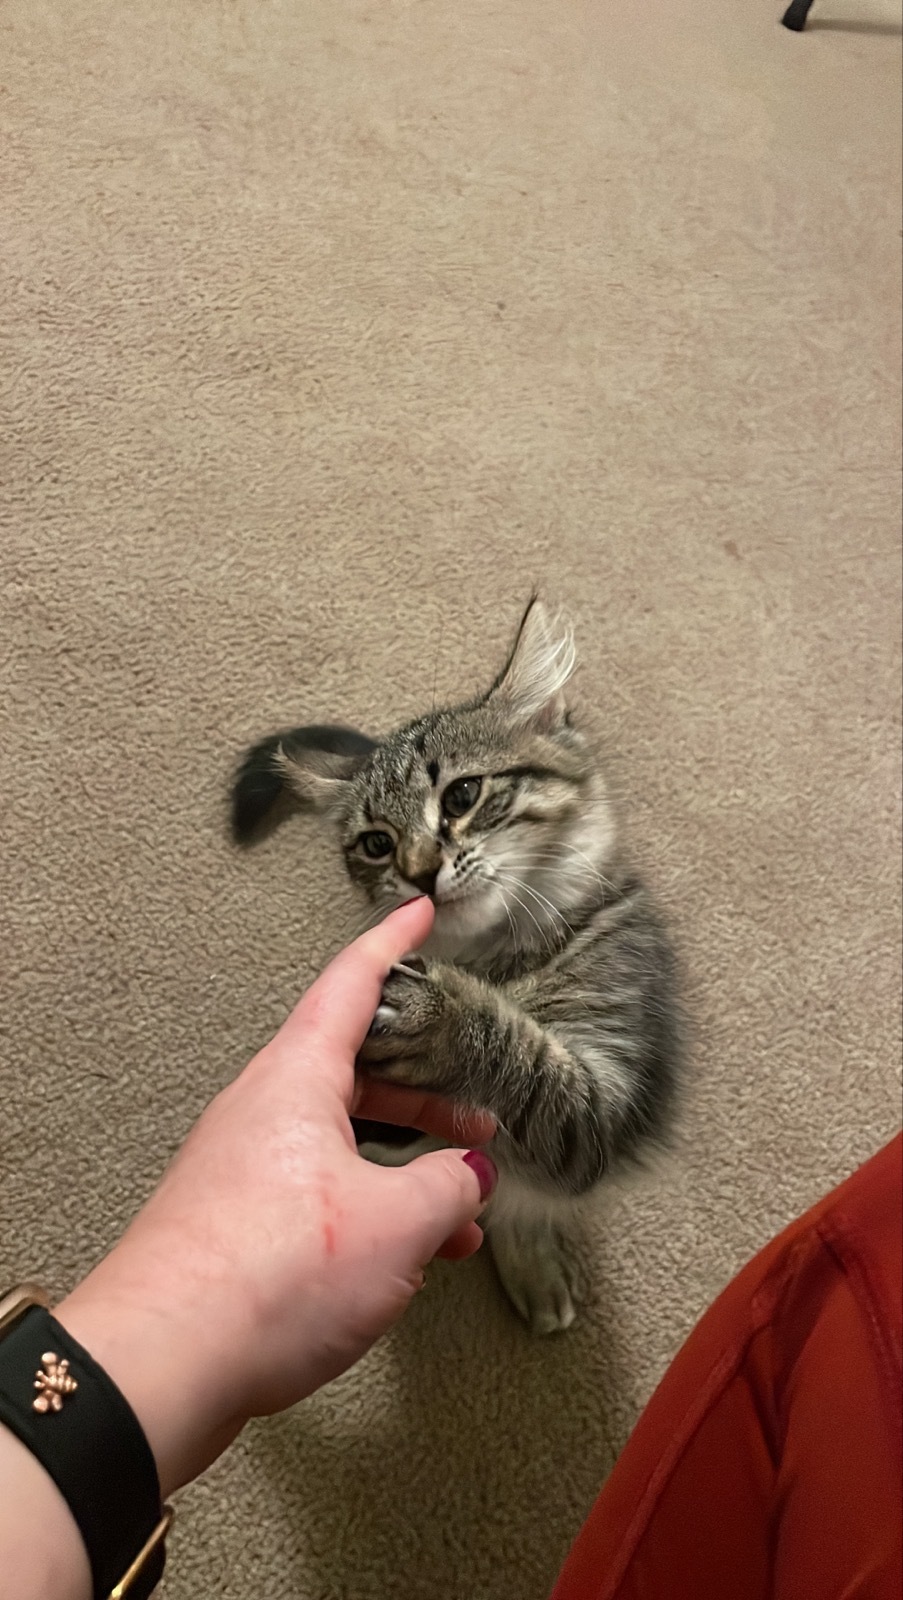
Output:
[0, 1282, 186, 1600]
[55, 1247, 244, 1499]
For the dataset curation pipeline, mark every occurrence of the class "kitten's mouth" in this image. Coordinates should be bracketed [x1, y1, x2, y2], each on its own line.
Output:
[432, 877, 485, 909]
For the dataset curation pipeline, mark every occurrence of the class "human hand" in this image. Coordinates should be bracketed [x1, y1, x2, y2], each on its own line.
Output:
[56, 898, 496, 1496]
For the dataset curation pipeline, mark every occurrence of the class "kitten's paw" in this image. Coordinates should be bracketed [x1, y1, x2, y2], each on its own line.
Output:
[358, 961, 449, 1074]
[489, 1220, 584, 1336]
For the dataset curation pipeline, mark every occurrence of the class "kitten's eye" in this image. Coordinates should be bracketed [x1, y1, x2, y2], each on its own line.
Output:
[442, 777, 482, 819]
[358, 830, 394, 861]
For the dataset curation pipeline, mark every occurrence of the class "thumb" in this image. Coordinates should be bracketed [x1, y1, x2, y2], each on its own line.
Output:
[393, 1147, 499, 1264]
[274, 896, 435, 1067]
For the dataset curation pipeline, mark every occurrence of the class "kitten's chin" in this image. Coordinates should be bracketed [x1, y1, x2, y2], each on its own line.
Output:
[438, 883, 509, 934]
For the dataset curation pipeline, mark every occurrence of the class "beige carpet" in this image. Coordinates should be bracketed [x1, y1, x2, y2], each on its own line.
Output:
[1, 0, 901, 1595]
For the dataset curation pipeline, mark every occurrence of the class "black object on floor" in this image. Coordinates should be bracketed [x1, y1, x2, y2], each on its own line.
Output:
[782, 0, 816, 29]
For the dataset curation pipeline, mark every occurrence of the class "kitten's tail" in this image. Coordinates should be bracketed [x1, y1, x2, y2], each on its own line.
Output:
[230, 725, 376, 845]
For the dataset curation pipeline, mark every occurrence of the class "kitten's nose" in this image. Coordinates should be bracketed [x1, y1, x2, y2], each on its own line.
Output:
[397, 840, 441, 898]
[407, 866, 439, 896]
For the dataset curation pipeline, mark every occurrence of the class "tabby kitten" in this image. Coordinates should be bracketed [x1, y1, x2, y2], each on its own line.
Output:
[232, 600, 678, 1334]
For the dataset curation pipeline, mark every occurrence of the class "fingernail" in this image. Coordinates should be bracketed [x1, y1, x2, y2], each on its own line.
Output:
[463, 1150, 498, 1202]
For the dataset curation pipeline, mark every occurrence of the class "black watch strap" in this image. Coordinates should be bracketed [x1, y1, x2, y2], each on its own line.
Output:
[0, 1292, 169, 1600]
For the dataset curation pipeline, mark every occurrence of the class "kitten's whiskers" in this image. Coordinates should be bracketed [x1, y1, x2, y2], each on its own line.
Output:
[490, 877, 548, 946]
[496, 871, 575, 938]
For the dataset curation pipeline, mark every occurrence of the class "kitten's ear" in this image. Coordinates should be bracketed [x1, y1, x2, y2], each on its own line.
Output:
[483, 597, 576, 731]
[231, 724, 376, 845]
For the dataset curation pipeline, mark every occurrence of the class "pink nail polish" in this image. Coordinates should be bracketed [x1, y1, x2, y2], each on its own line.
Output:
[463, 1149, 498, 1202]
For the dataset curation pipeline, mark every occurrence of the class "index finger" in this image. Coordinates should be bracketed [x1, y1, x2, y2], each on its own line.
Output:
[273, 896, 435, 1064]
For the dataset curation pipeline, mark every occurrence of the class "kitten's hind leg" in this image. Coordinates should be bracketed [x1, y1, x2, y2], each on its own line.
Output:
[486, 1191, 585, 1336]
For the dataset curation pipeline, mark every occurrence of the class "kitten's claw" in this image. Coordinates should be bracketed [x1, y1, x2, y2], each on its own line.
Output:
[358, 959, 453, 1075]
[368, 1003, 399, 1036]
[392, 958, 429, 980]
[366, 961, 428, 1035]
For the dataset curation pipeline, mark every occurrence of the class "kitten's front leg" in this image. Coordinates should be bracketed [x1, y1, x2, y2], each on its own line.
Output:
[358, 958, 515, 1106]
[360, 960, 594, 1335]
[360, 960, 616, 1197]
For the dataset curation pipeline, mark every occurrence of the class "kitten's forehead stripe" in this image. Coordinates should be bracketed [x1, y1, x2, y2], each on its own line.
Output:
[401, 753, 417, 787]
[423, 795, 441, 835]
[496, 764, 580, 786]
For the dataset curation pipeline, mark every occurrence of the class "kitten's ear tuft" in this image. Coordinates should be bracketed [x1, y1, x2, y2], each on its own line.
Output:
[484, 597, 576, 731]
[231, 725, 376, 845]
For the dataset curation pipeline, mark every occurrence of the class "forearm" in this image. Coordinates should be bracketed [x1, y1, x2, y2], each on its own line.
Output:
[55, 1250, 244, 1500]
[0, 1423, 92, 1600]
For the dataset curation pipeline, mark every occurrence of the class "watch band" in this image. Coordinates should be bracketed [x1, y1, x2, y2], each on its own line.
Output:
[0, 1286, 172, 1600]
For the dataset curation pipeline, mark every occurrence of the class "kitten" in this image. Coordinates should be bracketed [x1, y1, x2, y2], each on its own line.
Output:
[231, 600, 679, 1334]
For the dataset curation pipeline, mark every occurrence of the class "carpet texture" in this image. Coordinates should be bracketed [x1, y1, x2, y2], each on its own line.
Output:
[1, 1, 900, 1596]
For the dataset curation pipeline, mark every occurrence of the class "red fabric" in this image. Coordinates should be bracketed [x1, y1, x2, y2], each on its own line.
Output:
[551, 1134, 903, 1600]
